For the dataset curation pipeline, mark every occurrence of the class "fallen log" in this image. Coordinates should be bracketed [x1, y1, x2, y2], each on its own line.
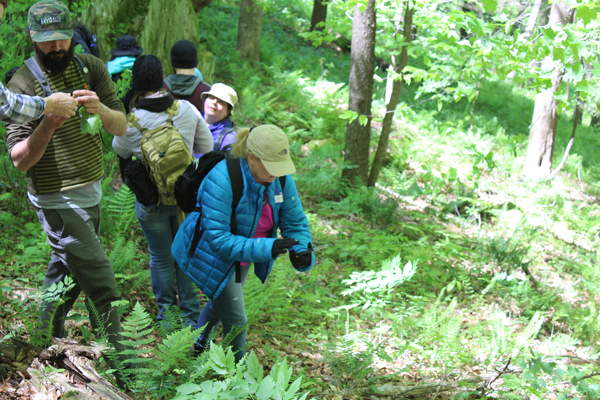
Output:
[23, 338, 131, 400]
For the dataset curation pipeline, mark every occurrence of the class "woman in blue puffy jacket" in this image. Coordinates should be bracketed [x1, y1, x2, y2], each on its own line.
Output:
[172, 124, 315, 362]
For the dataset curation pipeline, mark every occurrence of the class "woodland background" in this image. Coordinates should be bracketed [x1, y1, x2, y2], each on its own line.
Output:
[1, 0, 600, 399]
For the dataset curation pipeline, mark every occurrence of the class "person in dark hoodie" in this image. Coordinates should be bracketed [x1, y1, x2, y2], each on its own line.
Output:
[112, 55, 213, 327]
[163, 40, 211, 112]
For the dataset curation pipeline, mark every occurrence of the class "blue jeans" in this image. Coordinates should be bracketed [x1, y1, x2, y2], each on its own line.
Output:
[197, 263, 250, 363]
[135, 201, 200, 327]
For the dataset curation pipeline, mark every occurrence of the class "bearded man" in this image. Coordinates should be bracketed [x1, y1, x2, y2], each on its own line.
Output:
[0, 0, 78, 123]
[4, 0, 133, 388]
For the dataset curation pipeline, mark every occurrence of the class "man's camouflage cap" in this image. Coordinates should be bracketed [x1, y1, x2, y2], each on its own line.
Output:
[28, 0, 73, 43]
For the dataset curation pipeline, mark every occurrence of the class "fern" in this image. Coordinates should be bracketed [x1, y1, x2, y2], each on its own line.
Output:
[244, 269, 277, 325]
[157, 305, 185, 337]
[514, 312, 544, 356]
[105, 184, 136, 235]
[488, 311, 507, 361]
[86, 298, 133, 390]
[118, 301, 155, 372]
[152, 327, 200, 374]
[32, 275, 76, 347]
[108, 236, 137, 274]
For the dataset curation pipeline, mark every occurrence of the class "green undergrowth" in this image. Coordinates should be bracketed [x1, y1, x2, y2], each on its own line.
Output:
[1, 0, 600, 398]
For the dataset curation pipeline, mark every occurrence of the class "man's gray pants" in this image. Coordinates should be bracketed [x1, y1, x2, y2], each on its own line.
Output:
[36, 204, 129, 358]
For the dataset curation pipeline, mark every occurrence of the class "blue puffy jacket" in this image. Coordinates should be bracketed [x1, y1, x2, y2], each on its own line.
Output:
[172, 157, 314, 300]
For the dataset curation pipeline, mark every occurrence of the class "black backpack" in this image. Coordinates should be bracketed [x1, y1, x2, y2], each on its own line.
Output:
[73, 23, 100, 58]
[175, 150, 286, 282]
[212, 127, 236, 151]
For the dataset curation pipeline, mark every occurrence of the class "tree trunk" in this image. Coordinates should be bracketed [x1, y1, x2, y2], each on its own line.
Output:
[82, 0, 215, 82]
[81, 0, 147, 62]
[310, 0, 328, 32]
[140, 0, 214, 78]
[342, 0, 377, 185]
[550, 104, 579, 178]
[522, 2, 570, 179]
[236, 0, 263, 61]
[524, 0, 543, 39]
[522, 86, 559, 177]
[367, 3, 413, 187]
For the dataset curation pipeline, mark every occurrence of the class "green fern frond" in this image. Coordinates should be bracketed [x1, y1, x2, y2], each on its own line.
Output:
[109, 236, 138, 274]
[157, 305, 185, 337]
[153, 327, 199, 374]
[105, 185, 136, 234]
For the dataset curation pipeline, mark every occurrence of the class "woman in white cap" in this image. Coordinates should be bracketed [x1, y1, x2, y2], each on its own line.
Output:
[201, 83, 238, 153]
[172, 124, 315, 362]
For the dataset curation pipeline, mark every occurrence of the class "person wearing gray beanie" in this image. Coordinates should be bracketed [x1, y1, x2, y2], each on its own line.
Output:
[163, 39, 211, 113]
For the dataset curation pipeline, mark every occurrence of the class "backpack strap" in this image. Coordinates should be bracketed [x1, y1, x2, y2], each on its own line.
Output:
[213, 127, 236, 151]
[225, 153, 244, 283]
[166, 100, 180, 123]
[25, 55, 92, 98]
[187, 151, 244, 268]
[24, 57, 53, 97]
[73, 54, 92, 91]
[127, 113, 145, 133]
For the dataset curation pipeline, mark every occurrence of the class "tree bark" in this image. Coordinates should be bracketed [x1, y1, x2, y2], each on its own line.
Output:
[524, 0, 543, 39]
[81, 0, 215, 81]
[522, 81, 559, 177]
[81, 0, 147, 62]
[550, 103, 579, 178]
[236, 0, 263, 61]
[342, 0, 376, 185]
[310, 0, 328, 32]
[367, 3, 413, 187]
[522, 2, 570, 179]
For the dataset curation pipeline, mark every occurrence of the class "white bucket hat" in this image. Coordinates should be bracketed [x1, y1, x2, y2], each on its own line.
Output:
[201, 83, 238, 114]
[247, 125, 296, 177]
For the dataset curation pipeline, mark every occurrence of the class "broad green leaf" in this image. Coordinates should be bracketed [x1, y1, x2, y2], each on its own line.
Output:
[576, 6, 597, 25]
[339, 110, 358, 124]
[582, 113, 592, 127]
[175, 383, 203, 395]
[542, 27, 556, 40]
[256, 375, 276, 400]
[245, 351, 263, 383]
[78, 106, 102, 135]
[481, 0, 497, 13]
[283, 377, 303, 400]
[358, 115, 368, 126]
[0, 193, 13, 202]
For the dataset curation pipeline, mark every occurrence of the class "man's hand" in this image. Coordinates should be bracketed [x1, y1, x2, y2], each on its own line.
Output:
[41, 114, 69, 130]
[73, 89, 101, 114]
[72, 89, 127, 137]
[43, 92, 78, 119]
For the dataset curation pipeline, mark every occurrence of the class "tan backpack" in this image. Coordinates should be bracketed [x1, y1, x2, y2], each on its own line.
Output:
[128, 101, 193, 206]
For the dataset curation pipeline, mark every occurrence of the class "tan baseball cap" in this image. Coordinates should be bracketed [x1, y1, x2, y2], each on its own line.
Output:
[247, 125, 296, 177]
